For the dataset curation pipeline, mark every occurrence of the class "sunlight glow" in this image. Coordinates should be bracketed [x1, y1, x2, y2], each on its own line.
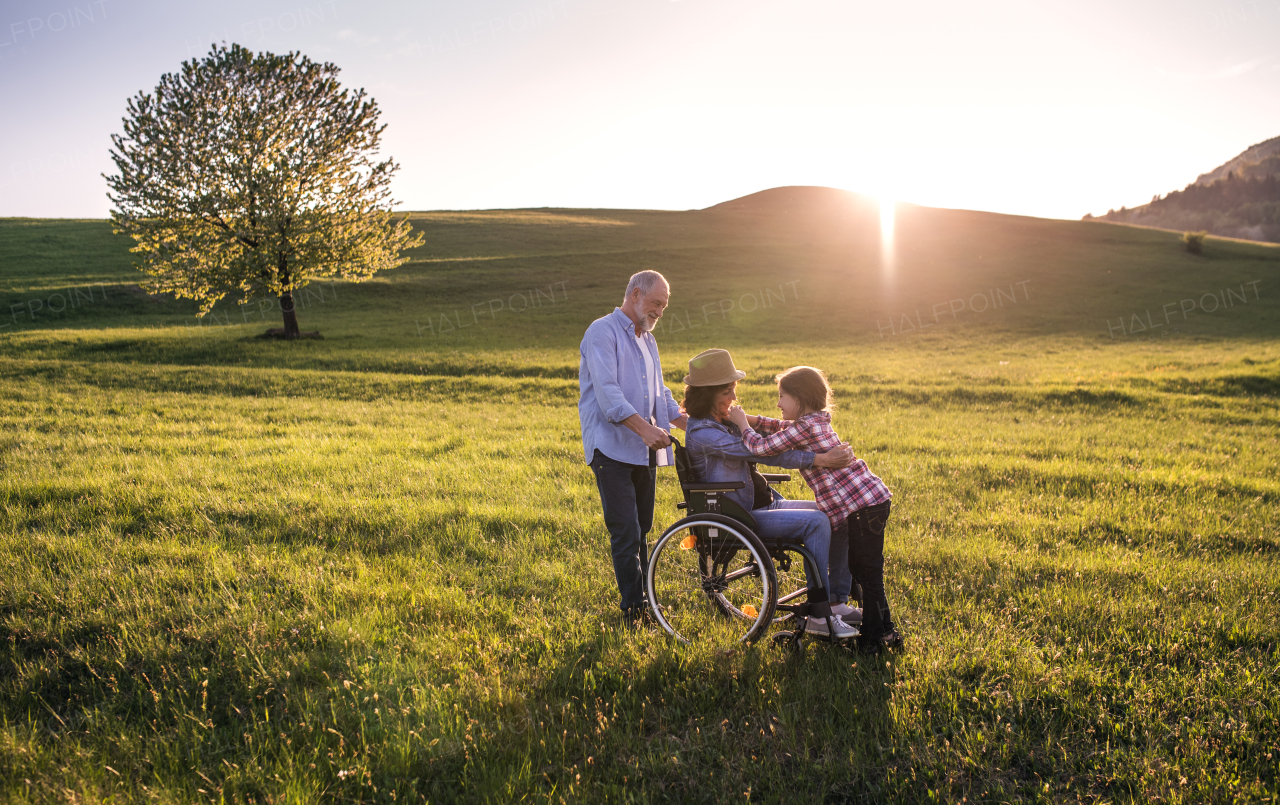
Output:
[879, 196, 896, 281]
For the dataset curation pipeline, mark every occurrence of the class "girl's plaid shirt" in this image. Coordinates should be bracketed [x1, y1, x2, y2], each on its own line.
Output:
[743, 412, 891, 529]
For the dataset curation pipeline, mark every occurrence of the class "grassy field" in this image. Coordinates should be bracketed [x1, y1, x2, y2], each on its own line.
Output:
[1, 189, 1279, 803]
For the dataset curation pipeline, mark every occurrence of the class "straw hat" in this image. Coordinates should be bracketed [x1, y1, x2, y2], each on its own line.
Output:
[683, 348, 746, 386]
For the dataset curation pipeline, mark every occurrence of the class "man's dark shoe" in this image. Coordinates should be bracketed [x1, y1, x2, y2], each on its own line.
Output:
[623, 605, 657, 629]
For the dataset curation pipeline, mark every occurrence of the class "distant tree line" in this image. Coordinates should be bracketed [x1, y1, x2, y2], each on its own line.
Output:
[1196, 152, 1280, 185]
[1086, 171, 1280, 244]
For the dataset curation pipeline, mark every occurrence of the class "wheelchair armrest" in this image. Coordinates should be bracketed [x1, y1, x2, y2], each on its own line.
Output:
[681, 481, 746, 492]
[760, 473, 790, 484]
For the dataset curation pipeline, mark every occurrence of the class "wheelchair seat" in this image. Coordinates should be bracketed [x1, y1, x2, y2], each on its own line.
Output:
[670, 433, 796, 539]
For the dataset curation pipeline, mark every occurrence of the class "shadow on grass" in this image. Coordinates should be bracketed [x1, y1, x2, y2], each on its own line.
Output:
[2, 334, 581, 380]
[841, 383, 1144, 412]
[0, 358, 579, 403]
[0, 604, 377, 801]
[1160, 368, 1280, 398]
[477, 618, 904, 804]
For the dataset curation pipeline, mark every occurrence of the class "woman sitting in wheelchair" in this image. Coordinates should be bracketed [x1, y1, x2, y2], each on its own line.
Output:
[727, 365, 902, 653]
[681, 349, 860, 639]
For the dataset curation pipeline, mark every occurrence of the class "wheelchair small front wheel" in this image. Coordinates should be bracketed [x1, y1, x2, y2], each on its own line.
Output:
[770, 631, 804, 657]
[646, 516, 777, 645]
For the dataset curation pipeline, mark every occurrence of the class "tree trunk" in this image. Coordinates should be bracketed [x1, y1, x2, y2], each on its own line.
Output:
[278, 289, 301, 338]
[277, 251, 300, 338]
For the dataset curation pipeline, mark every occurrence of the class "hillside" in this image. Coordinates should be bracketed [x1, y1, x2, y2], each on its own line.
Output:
[4, 187, 1277, 369]
[703, 185, 879, 216]
[1193, 135, 1280, 186]
[1091, 135, 1280, 243]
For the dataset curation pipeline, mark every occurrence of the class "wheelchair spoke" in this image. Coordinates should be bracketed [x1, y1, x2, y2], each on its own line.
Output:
[646, 521, 777, 645]
[720, 563, 761, 583]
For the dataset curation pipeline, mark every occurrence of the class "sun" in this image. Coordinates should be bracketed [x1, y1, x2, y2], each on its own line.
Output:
[879, 196, 896, 280]
[879, 196, 895, 239]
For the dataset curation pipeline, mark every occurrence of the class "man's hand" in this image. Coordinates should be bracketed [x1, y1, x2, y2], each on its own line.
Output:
[813, 443, 854, 469]
[670, 413, 689, 432]
[622, 414, 672, 450]
[726, 405, 749, 430]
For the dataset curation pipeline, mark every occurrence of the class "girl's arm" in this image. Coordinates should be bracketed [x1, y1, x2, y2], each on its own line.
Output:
[687, 424, 815, 469]
[741, 418, 814, 457]
[751, 415, 791, 436]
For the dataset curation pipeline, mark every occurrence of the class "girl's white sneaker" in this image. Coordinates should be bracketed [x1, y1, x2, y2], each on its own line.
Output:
[804, 615, 859, 639]
[831, 603, 863, 624]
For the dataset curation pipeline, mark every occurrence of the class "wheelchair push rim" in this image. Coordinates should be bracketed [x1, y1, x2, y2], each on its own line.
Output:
[646, 516, 777, 645]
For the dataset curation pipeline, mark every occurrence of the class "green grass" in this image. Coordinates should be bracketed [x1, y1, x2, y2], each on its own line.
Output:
[1, 195, 1279, 803]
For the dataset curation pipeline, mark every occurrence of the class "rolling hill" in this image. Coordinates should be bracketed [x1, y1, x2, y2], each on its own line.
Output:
[1090, 136, 1280, 243]
[3, 186, 1277, 367]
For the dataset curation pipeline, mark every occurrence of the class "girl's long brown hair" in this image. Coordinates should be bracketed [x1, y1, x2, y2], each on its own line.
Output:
[776, 366, 834, 414]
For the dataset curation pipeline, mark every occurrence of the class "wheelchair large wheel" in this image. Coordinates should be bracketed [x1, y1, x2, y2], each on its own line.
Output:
[646, 515, 777, 645]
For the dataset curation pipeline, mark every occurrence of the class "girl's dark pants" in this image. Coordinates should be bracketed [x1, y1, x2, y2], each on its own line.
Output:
[838, 501, 895, 640]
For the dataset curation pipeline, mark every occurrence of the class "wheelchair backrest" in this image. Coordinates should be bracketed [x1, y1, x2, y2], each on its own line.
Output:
[670, 436, 758, 530]
[672, 436, 699, 489]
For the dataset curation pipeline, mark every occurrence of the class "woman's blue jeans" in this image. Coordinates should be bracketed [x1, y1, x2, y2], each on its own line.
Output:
[750, 498, 832, 603]
[830, 527, 853, 603]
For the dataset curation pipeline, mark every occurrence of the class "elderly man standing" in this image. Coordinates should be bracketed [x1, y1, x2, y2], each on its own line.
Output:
[579, 270, 687, 626]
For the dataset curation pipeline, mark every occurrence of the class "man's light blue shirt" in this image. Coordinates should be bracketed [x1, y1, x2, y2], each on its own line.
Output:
[579, 307, 684, 465]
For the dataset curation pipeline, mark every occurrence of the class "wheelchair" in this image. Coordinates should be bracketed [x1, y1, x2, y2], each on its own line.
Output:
[645, 437, 860, 652]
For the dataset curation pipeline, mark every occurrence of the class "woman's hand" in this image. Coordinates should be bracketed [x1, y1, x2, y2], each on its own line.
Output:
[727, 404, 749, 430]
[813, 443, 854, 469]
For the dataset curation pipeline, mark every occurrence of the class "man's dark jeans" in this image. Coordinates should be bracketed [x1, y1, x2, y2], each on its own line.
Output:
[590, 449, 656, 614]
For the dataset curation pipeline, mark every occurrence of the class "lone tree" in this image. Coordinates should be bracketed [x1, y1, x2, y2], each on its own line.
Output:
[106, 43, 422, 338]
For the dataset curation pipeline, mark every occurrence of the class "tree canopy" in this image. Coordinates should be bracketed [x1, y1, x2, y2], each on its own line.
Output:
[106, 43, 422, 337]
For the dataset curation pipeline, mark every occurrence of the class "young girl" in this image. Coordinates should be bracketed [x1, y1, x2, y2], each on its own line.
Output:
[726, 366, 901, 652]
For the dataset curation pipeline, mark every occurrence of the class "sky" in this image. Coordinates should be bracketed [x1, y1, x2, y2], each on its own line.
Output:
[2, 0, 1278, 220]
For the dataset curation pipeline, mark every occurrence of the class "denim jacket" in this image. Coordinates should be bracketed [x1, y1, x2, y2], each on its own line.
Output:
[579, 308, 684, 465]
[684, 416, 814, 513]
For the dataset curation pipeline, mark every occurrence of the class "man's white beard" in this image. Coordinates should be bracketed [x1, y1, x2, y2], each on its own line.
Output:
[640, 316, 658, 332]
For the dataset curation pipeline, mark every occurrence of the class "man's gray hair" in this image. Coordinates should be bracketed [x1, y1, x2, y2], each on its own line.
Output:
[623, 270, 669, 304]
